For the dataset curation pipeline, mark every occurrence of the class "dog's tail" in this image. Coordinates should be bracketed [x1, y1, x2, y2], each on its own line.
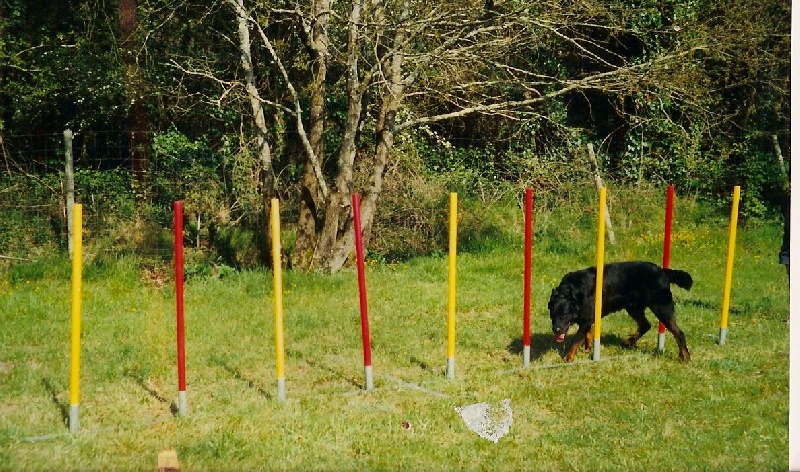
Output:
[665, 268, 693, 290]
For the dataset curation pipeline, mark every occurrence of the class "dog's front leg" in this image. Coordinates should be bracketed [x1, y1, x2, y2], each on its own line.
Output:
[564, 324, 592, 362]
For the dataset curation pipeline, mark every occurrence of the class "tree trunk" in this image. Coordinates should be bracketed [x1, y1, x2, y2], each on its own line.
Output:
[292, 0, 370, 272]
[119, 0, 149, 187]
[292, 0, 331, 270]
[317, 0, 408, 273]
[358, 1, 408, 252]
[230, 0, 275, 254]
[309, 0, 367, 272]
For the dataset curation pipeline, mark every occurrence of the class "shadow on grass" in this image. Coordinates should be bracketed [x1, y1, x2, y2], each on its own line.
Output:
[507, 332, 640, 361]
[211, 357, 272, 399]
[124, 373, 179, 417]
[506, 333, 558, 361]
[683, 297, 742, 315]
[283, 348, 365, 390]
[40, 378, 68, 427]
[409, 356, 435, 371]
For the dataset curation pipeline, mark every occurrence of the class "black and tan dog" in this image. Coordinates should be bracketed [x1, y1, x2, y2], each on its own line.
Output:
[548, 261, 693, 362]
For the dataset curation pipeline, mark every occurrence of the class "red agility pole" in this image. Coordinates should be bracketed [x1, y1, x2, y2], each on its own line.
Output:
[658, 185, 674, 352]
[352, 194, 374, 390]
[174, 201, 188, 416]
[522, 188, 534, 368]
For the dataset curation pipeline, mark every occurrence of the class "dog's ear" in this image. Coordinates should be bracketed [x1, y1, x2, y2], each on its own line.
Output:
[548, 287, 559, 307]
[550, 286, 566, 303]
[553, 282, 576, 301]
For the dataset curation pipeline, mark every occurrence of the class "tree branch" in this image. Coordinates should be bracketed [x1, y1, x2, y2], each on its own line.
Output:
[397, 46, 708, 131]
[251, 16, 330, 200]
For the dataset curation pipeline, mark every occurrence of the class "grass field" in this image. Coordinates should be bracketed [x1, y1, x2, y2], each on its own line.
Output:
[0, 189, 790, 470]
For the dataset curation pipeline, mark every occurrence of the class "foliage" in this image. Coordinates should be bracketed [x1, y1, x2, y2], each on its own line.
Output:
[0, 0, 790, 269]
[149, 130, 266, 268]
[0, 174, 64, 258]
[731, 147, 788, 221]
[0, 1, 126, 135]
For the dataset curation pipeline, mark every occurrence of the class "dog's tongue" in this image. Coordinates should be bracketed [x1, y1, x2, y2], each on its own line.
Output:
[555, 333, 565, 343]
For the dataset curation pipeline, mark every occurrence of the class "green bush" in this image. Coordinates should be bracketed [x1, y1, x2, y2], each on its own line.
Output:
[0, 174, 65, 258]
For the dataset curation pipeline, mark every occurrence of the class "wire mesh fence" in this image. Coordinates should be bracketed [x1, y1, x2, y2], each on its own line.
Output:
[1, 127, 566, 269]
[0, 130, 199, 264]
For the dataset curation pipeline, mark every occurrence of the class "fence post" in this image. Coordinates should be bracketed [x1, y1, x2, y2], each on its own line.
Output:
[64, 129, 75, 259]
[587, 143, 615, 245]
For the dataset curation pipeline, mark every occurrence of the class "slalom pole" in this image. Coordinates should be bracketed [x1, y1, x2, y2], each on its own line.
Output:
[592, 188, 607, 362]
[351, 194, 374, 390]
[270, 198, 286, 400]
[68, 203, 83, 433]
[718, 186, 741, 346]
[446, 193, 458, 379]
[173, 201, 188, 416]
[658, 185, 675, 352]
[522, 188, 533, 368]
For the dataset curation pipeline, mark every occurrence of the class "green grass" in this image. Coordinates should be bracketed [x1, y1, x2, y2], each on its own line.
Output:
[0, 190, 789, 470]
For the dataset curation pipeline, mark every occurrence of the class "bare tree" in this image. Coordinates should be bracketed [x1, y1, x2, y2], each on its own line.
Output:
[285, 0, 413, 272]
[229, 0, 276, 234]
[177, 0, 761, 273]
[292, 0, 334, 269]
[278, 0, 714, 272]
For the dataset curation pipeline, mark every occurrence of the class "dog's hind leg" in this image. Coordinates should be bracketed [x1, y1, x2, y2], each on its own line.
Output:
[651, 303, 690, 361]
[583, 329, 593, 352]
[622, 307, 651, 348]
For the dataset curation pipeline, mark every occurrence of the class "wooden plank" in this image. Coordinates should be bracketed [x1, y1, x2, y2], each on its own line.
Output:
[157, 449, 180, 472]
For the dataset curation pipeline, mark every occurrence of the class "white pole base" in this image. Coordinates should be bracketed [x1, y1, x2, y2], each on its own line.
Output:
[446, 357, 455, 379]
[277, 378, 286, 401]
[719, 327, 729, 346]
[69, 404, 79, 433]
[592, 338, 601, 361]
[178, 390, 188, 417]
[657, 332, 666, 352]
[364, 365, 374, 390]
[523, 345, 531, 369]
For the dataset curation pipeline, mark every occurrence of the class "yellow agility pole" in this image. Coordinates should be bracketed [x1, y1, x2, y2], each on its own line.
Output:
[446, 193, 457, 379]
[270, 198, 286, 400]
[69, 203, 83, 433]
[592, 188, 607, 362]
[719, 186, 741, 346]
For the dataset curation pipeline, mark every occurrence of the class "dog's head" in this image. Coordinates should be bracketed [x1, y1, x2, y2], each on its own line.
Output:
[548, 282, 582, 343]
